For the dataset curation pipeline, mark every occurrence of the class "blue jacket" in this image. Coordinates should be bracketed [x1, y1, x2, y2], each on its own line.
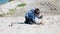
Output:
[25, 9, 42, 23]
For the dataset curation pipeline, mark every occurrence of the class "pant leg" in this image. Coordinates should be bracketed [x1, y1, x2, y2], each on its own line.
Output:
[24, 17, 30, 24]
[24, 17, 33, 24]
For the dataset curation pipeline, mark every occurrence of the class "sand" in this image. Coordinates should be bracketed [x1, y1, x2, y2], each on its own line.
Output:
[0, 0, 60, 34]
[0, 15, 60, 34]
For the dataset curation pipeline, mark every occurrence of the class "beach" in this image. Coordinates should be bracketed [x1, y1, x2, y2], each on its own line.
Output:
[0, 0, 60, 34]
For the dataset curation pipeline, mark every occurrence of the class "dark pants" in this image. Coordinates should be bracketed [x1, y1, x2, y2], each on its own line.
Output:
[24, 17, 34, 24]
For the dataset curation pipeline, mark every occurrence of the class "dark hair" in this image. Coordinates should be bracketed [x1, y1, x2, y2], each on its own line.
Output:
[35, 8, 39, 11]
[34, 8, 40, 14]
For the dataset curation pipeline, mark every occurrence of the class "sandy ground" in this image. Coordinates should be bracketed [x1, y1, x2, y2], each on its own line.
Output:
[0, 15, 60, 34]
[0, 0, 60, 34]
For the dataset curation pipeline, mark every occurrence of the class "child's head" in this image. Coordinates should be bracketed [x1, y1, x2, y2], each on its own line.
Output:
[34, 8, 40, 14]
